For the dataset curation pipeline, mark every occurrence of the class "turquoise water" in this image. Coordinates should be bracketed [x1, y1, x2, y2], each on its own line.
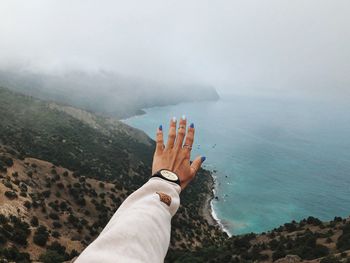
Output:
[123, 94, 350, 235]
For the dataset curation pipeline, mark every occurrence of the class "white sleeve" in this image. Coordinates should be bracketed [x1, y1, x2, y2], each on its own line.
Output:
[75, 177, 181, 263]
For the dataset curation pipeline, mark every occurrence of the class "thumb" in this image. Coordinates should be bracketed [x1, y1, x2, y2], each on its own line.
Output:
[190, 156, 206, 177]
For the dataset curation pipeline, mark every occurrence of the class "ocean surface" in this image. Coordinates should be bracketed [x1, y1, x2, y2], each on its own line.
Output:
[123, 94, 350, 235]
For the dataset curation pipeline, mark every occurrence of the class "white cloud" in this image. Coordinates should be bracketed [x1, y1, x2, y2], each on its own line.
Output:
[0, 0, 349, 96]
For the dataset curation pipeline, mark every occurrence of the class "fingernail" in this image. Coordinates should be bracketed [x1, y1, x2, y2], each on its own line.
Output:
[201, 156, 206, 163]
[182, 114, 186, 120]
[190, 123, 194, 128]
[172, 116, 177, 122]
[159, 125, 162, 131]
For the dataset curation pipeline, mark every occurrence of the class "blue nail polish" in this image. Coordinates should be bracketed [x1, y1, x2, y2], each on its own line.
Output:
[201, 156, 206, 163]
[190, 123, 194, 128]
[159, 125, 163, 131]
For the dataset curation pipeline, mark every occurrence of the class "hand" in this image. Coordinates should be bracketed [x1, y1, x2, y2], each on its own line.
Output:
[152, 116, 206, 190]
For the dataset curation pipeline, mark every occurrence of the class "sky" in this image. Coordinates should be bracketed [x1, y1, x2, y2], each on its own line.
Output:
[0, 0, 349, 96]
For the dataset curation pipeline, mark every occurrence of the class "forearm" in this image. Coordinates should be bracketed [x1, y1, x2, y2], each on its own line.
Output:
[76, 177, 181, 263]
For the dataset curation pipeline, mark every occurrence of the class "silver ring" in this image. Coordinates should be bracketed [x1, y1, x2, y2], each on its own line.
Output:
[183, 144, 192, 150]
[179, 125, 186, 129]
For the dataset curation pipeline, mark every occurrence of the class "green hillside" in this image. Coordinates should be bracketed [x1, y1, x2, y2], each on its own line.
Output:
[0, 86, 225, 261]
[1, 86, 349, 263]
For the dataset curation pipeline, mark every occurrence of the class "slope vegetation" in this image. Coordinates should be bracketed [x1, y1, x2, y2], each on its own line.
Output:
[0, 87, 225, 262]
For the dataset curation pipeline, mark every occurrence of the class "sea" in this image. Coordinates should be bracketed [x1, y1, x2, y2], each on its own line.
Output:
[122, 94, 350, 235]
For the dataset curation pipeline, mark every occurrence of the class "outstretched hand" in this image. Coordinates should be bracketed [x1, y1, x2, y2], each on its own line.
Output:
[152, 116, 205, 190]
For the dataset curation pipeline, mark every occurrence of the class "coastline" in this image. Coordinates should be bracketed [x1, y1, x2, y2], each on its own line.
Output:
[202, 171, 232, 237]
[118, 95, 220, 120]
[121, 97, 229, 237]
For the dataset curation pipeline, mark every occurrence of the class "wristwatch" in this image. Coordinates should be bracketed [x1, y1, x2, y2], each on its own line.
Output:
[152, 169, 181, 186]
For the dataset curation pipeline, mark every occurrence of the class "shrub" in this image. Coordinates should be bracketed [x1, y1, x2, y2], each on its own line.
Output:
[33, 225, 49, 246]
[337, 233, 350, 251]
[272, 247, 286, 261]
[284, 222, 297, 232]
[56, 182, 65, 189]
[9, 216, 30, 246]
[0, 156, 13, 167]
[59, 201, 68, 211]
[52, 221, 62, 229]
[0, 214, 8, 224]
[1, 246, 30, 262]
[23, 201, 32, 209]
[49, 213, 59, 220]
[70, 249, 79, 258]
[47, 241, 67, 255]
[42, 190, 51, 198]
[337, 222, 350, 251]
[334, 216, 343, 223]
[3, 180, 13, 189]
[0, 164, 6, 172]
[39, 250, 65, 263]
[52, 231, 60, 238]
[5, 191, 18, 199]
[306, 216, 322, 226]
[30, 216, 39, 227]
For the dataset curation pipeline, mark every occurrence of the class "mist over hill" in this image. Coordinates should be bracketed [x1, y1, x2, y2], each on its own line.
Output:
[0, 69, 219, 119]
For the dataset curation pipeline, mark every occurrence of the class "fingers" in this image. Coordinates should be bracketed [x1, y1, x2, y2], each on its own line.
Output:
[190, 156, 206, 177]
[155, 125, 164, 154]
[175, 115, 187, 149]
[183, 123, 194, 159]
[166, 117, 177, 149]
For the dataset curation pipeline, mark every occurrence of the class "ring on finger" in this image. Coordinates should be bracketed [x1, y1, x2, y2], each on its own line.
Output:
[183, 144, 192, 150]
[179, 125, 186, 129]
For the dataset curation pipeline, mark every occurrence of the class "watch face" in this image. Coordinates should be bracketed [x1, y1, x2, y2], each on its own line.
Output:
[160, 170, 178, 181]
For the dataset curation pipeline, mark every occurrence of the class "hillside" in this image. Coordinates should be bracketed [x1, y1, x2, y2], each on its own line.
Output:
[0, 87, 225, 262]
[168, 216, 350, 263]
[0, 86, 349, 263]
[0, 70, 220, 119]
[1, 147, 350, 263]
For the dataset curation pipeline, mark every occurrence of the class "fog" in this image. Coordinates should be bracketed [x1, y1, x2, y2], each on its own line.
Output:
[0, 0, 349, 97]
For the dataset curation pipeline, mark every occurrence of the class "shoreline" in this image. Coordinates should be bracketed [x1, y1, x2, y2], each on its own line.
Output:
[118, 96, 220, 120]
[203, 172, 232, 237]
[121, 99, 230, 236]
